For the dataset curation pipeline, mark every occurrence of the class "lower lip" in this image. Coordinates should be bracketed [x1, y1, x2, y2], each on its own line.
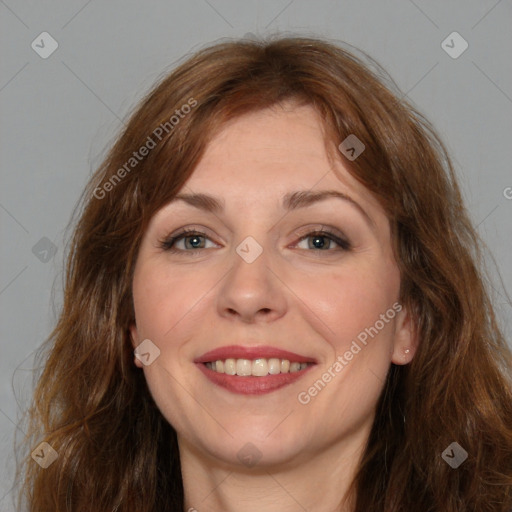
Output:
[196, 363, 315, 395]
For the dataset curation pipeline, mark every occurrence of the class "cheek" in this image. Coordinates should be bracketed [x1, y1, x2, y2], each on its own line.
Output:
[131, 263, 207, 428]
[132, 260, 213, 339]
[292, 258, 400, 352]
[292, 263, 400, 420]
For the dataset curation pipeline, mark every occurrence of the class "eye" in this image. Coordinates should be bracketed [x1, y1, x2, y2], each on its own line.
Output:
[159, 229, 218, 252]
[294, 229, 351, 252]
[158, 227, 351, 254]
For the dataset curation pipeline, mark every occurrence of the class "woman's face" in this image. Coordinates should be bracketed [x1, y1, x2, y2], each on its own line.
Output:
[130, 103, 416, 469]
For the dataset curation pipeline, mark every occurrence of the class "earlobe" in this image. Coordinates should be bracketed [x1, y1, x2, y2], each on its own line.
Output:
[391, 305, 419, 365]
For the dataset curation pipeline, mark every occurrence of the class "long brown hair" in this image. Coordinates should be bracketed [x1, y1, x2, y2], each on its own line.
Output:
[16, 36, 512, 511]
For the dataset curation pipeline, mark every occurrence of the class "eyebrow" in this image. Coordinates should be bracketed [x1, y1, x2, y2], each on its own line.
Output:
[171, 190, 375, 228]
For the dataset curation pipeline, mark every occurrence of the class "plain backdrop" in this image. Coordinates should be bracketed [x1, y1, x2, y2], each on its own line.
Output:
[1, 1, 511, 509]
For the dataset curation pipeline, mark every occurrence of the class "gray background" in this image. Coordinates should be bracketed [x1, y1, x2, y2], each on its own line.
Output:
[1, 0, 511, 509]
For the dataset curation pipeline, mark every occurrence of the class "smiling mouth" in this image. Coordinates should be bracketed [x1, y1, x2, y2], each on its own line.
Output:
[195, 345, 317, 394]
[204, 358, 313, 377]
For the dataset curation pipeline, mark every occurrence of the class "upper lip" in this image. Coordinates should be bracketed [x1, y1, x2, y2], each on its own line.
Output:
[194, 345, 317, 364]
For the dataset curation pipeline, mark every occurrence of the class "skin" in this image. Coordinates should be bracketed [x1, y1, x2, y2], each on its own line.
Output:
[130, 103, 418, 512]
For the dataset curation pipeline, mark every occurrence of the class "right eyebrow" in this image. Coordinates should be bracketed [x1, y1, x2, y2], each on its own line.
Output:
[170, 193, 224, 213]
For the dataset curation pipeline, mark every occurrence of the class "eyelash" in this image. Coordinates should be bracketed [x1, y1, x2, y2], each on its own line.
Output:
[158, 227, 351, 254]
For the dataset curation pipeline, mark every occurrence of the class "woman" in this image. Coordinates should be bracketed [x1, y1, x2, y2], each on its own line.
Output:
[17, 36, 512, 511]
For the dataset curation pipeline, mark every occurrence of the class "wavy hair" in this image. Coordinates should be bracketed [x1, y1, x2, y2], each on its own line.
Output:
[16, 36, 512, 511]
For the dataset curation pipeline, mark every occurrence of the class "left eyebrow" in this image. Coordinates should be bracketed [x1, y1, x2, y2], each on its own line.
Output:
[170, 189, 375, 229]
[282, 190, 375, 229]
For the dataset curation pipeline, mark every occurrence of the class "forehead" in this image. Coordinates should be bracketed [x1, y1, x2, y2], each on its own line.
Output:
[182, 103, 381, 213]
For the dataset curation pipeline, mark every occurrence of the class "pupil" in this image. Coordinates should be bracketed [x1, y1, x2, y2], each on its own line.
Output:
[312, 236, 327, 249]
[188, 236, 202, 248]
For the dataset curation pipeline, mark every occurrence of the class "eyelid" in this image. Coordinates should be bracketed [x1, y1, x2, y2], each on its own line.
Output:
[292, 224, 350, 242]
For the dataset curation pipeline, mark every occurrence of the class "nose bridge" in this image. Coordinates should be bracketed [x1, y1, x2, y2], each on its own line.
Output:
[215, 233, 287, 322]
[233, 234, 271, 284]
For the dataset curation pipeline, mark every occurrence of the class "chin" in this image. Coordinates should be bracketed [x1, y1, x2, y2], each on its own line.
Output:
[175, 418, 304, 467]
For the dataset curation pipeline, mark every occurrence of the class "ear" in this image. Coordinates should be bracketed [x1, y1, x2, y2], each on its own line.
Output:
[391, 304, 419, 365]
[129, 322, 144, 368]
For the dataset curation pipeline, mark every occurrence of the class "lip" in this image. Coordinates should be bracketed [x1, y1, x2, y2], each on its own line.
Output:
[196, 363, 314, 395]
[194, 345, 317, 395]
[194, 345, 317, 364]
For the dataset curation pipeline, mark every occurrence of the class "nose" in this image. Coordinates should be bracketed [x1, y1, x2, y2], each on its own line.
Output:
[216, 244, 288, 324]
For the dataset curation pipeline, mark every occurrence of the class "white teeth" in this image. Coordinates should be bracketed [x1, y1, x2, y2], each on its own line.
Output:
[205, 358, 311, 376]
[268, 358, 281, 375]
[252, 358, 268, 376]
[224, 358, 236, 375]
[236, 359, 252, 376]
[289, 362, 301, 372]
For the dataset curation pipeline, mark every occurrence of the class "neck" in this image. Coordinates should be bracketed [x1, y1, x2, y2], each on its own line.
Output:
[178, 425, 370, 512]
